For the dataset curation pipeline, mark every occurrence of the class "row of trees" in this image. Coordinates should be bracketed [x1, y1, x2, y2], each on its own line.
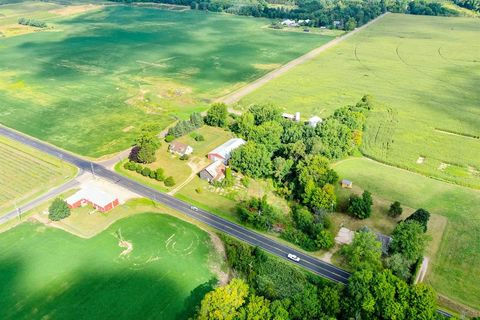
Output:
[166, 112, 203, 138]
[123, 161, 176, 186]
[18, 17, 47, 28]
[130, 125, 161, 164]
[453, 0, 480, 11]
[195, 234, 444, 320]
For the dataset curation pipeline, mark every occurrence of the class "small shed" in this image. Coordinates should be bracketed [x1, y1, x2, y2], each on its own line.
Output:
[341, 179, 353, 189]
[308, 116, 323, 127]
[199, 160, 226, 182]
[169, 141, 193, 156]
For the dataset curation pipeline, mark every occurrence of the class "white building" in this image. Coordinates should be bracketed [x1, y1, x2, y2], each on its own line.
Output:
[281, 19, 299, 27]
[208, 138, 246, 164]
[308, 116, 323, 127]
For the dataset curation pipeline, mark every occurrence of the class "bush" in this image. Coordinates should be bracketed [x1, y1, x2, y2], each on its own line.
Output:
[141, 167, 152, 177]
[179, 154, 189, 160]
[155, 168, 165, 181]
[405, 208, 430, 232]
[316, 230, 334, 249]
[240, 177, 250, 188]
[165, 135, 175, 142]
[48, 198, 71, 221]
[347, 191, 373, 219]
[149, 170, 156, 179]
[388, 201, 403, 218]
[164, 176, 175, 187]
[195, 187, 203, 194]
[194, 134, 205, 141]
[135, 165, 143, 173]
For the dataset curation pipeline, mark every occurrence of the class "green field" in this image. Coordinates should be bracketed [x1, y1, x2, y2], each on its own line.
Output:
[0, 135, 76, 215]
[0, 213, 219, 319]
[333, 157, 480, 310]
[0, 2, 333, 157]
[239, 13, 480, 188]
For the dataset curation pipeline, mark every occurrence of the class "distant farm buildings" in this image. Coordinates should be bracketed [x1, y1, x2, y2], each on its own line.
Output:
[66, 186, 119, 212]
[282, 112, 300, 122]
[199, 160, 226, 182]
[308, 116, 323, 127]
[169, 141, 193, 156]
[280, 19, 311, 27]
[207, 138, 246, 164]
[341, 179, 353, 189]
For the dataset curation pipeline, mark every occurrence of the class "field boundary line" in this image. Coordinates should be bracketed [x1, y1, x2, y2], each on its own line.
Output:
[218, 12, 390, 108]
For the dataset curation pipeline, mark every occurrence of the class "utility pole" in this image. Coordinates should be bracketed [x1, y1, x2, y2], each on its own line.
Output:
[14, 200, 21, 220]
[91, 162, 95, 179]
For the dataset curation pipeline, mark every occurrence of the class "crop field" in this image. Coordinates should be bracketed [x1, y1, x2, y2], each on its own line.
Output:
[0, 135, 76, 215]
[239, 14, 480, 188]
[333, 157, 480, 310]
[0, 213, 219, 319]
[0, 2, 333, 157]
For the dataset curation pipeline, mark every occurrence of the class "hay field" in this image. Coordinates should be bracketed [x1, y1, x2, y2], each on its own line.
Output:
[0, 3, 333, 157]
[0, 135, 76, 215]
[333, 157, 480, 310]
[239, 14, 480, 188]
[0, 213, 218, 319]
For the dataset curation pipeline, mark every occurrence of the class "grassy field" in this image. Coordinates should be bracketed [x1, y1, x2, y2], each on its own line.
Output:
[0, 134, 76, 215]
[333, 157, 480, 311]
[0, 212, 220, 319]
[239, 13, 480, 188]
[0, 2, 333, 157]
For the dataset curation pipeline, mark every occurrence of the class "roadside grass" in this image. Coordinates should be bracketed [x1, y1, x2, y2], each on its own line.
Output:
[0, 211, 219, 319]
[332, 157, 480, 310]
[0, 3, 333, 157]
[0, 135, 77, 216]
[239, 13, 480, 188]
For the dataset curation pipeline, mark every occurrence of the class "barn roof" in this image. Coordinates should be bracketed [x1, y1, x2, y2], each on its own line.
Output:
[203, 160, 226, 181]
[208, 138, 246, 160]
[66, 186, 117, 207]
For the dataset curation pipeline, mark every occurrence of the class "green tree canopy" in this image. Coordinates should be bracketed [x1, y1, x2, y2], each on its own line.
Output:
[341, 231, 383, 271]
[205, 103, 228, 127]
[405, 208, 430, 232]
[48, 198, 71, 221]
[390, 220, 428, 262]
[388, 201, 403, 218]
[230, 142, 272, 178]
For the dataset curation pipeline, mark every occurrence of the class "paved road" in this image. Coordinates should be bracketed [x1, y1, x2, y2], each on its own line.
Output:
[0, 125, 349, 283]
[218, 12, 389, 106]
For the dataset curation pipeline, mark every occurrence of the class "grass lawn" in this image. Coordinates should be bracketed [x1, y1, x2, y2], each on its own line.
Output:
[239, 13, 480, 188]
[0, 211, 221, 319]
[0, 2, 334, 157]
[333, 157, 480, 311]
[0, 134, 77, 215]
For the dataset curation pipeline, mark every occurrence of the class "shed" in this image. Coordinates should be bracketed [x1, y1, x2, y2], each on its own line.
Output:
[308, 116, 323, 127]
[208, 138, 246, 164]
[341, 179, 353, 188]
[66, 186, 119, 212]
[199, 160, 226, 182]
[169, 141, 193, 156]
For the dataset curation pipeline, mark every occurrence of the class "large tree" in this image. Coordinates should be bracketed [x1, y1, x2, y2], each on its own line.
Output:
[205, 103, 228, 127]
[347, 191, 373, 219]
[48, 198, 71, 221]
[405, 208, 430, 232]
[390, 220, 428, 262]
[133, 125, 160, 163]
[230, 142, 272, 178]
[341, 230, 382, 271]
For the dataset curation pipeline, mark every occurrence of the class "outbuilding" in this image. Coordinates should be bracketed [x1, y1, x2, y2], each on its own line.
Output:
[308, 116, 323, 127]
[208, 138, 246, 164]
[341, 179, 353, 188]
[169, 141, 193, 156]
[199, 160, 226, 182]
[66, 186, 119, 212]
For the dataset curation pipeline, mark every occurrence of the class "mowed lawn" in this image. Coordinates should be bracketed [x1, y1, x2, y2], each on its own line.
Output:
[0, 3, 333, 157]
[0, 135, 76, 215]
[239, 14, 480, 188]
[0, 213, 217, 319]
[333, 157, 480, 310]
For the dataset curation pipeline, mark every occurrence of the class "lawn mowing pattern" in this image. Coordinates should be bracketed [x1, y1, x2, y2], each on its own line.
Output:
[239, 14, 480, 188]
[0, 213, 216, 319]
[0, 135, 75, 215]
[333, 157, 480, 309]
[0, 4, 333, 157]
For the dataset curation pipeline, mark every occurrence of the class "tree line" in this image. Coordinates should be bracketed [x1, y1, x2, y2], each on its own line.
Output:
[18, 17, 47, 28]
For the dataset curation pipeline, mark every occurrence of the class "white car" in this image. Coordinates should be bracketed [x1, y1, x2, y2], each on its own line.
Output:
[287, 253, 300, 262]
[190, 206, 199, 211]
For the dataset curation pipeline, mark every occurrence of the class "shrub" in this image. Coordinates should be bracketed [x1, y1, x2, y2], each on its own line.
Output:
[240, 177, 250, 188]
[141, 167, 151, 177]
[179, 154, 189, 160]
[149, 170, 156, 179]
[195, 187, 203, 194]
[164, 176, 175, 187]
[347, 191, 373, 219]
[155, 168, 165, 181]
[165, 135, 175, 142]
[48, 198, 71, 221]
[405, 208, 430, 232]
[316, 230, 334, 249]
[388, 201, 403, 218]
[194, 134, 205, 141]
[135, 165, 143, 173]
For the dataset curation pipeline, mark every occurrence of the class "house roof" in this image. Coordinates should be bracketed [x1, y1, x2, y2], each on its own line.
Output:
[208, 138, 246, 160]
[170, 141, 191, 154]
[66, 186, 117, 207]
[203, 160, 226, 181]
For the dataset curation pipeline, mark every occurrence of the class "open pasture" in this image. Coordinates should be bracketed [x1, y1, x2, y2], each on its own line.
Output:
[239, 13, 480, 188]
[333, 157, 480, 310]
[0, 3, 332, 157]
[0, 135, 76, 215]
[0, 213, 218, 319]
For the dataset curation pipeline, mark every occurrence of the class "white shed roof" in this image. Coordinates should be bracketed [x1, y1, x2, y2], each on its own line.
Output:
[66, 186, 117, 207]
[209, 138, 246, 160]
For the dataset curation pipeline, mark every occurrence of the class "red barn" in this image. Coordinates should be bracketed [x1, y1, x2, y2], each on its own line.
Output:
[66, 186, 119, 212]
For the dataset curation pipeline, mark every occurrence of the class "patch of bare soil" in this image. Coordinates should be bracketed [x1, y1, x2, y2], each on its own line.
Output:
[49, 4, 103, 17]
[209, 233, 230, 285]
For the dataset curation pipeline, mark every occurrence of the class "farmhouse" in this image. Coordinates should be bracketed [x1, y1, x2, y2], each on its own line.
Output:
[169, 141, 193, 156]
[308, 116, 322, 127]
[341, 179, 353, 188]
[282, 112, 300, 122]
[199, 160, 226, 182]
[66, 186, 119, 212]
[281, 19, 298, 27]
[208, 138, 246, 164]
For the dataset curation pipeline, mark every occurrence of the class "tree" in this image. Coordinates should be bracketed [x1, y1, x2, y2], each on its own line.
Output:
[48, 198, 71, 221]
[230, 142, 272, 178]
[341, 231, 382, 271]
[197, 278, 249, 320]
[305, 183, 336, 212]
[155, 168, 165, 181]
[133, 126, 160, 164]
[347, 191, 373, 219]
[249, 121, 283, 152]
[315, 230, 334, 249]
[406, 283, 437, 319]
[345, 17, 357, 31]
[405, 208, 430, 232]
[272, 157, 293, 183]
[238, 294, 272, 320]
[205, 103, 228, 127]
[385, 253, 411, 281]
[248, 104, 281, 125]
[388, 201, 403, 218]
[164, 176, 175, 187]
[190, 112, 204, 128]
[390, 220, 428, 262]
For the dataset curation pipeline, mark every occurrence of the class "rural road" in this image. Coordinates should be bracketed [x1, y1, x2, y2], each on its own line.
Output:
[218, 12, 389, 106]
